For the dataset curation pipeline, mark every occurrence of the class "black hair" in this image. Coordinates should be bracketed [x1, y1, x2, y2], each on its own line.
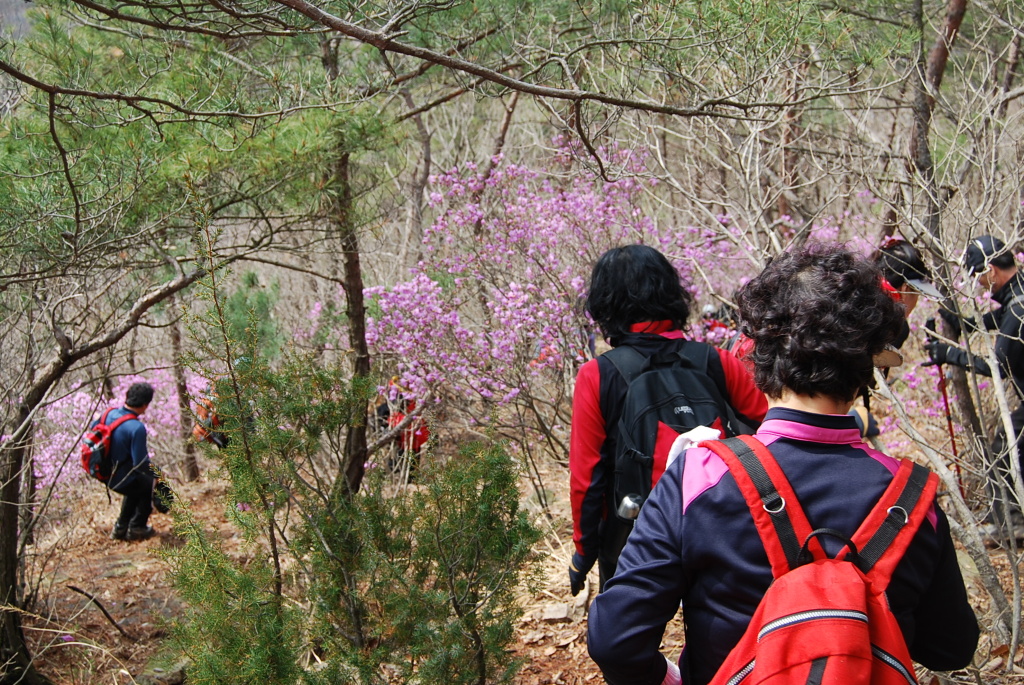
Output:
[126, 381, 155, 408]
[736, 244, 904, 402]
[585, 245, 693, 347]
[875, 240, 930, 289]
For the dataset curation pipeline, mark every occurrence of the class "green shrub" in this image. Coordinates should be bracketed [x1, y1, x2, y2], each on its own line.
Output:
[165, 357, 540, 684]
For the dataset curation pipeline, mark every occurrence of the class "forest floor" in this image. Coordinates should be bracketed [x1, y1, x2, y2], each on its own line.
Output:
[18, 435, 1024, 684]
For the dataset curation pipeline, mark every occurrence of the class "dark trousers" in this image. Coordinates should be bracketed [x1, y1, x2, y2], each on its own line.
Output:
[116, 470, 155, 529]
[987, 404, 1024, 528]
[597, 516, 633, 592]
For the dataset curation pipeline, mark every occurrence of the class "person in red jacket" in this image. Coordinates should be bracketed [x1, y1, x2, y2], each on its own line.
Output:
[568, 245, 767, 596]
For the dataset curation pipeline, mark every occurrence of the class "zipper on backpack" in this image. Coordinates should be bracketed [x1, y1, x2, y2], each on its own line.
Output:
[872, 644, 917, 684]
[724, 659, 755, 685]
[757, 609, 868, 641]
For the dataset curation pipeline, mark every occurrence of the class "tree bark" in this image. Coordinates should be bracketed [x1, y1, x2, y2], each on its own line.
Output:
[168, 295, 200, 481]
[777, 58, 808, 226]
[398, 90, 431, 271]
[908, 0, 983, 440]
[1, 418, 51, 685]
[333, 149, 371, 494]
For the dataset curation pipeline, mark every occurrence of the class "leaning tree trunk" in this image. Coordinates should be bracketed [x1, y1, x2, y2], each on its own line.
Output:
[1, 410, 52, 684]
[907, 0, 1015, 644]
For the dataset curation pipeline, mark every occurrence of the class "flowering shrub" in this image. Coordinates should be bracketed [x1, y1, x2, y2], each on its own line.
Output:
[358, 149, 950, 459]
[367, 148, 696, 409]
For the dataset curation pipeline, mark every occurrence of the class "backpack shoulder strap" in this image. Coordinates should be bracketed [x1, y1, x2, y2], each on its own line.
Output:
[97, 408, 113, 426]
[106, 410, 140, 433]
[848, 459, 937, 588]
[675, 340, 714, 375]
[603, 344, 650, 385]
[679, 342, 754, 436]
[700, 436, 823, 577]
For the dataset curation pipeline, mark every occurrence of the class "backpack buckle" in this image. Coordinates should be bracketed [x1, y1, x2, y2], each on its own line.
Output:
[886, 505, 909, 525]
[627, 448, 653, 466]
[762, 494, 785, 514]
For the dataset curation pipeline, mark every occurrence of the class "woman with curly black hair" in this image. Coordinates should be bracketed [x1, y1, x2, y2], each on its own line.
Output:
[568, 245, 767, 597]
[588, 244, 977, 685]
[740, 244, 905, 403]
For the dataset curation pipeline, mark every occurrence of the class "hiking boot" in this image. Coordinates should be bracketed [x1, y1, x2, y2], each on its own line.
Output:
[126, 526, 155, 541]
[110, 525, 128, 541]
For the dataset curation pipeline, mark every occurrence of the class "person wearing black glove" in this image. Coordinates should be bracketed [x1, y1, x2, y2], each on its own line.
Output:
[938, 235, 1024, 536]
[569, 552, 595, 597]
[922, 339, 993, 374]
[924, 236, 1024, 383]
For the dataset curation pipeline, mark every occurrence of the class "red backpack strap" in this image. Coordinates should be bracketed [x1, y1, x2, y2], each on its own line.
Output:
[847, 459, 937, 589]
[700, 436, 823, 577]
[104, 410, 140, 436]
[98, 408, 113, 425]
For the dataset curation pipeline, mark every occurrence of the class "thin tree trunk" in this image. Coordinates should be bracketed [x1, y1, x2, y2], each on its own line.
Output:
[168, 296, 200, 481]
[333, 149, 371, 494]
[319, 38, 371, 495]
[909, 0, 984, 439]
[398, 90, 432, 271]
[777, 58, 807, 225]
[1, 415, 51, 684]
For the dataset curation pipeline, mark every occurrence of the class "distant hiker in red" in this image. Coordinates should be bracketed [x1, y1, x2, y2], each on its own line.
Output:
[587, 244, 978, 685]
[850, 236, 943, 437]
[192, 390, 228, 449]
[100, 382, 159, 542]
[376, 377, 430, 477]
[568, 245, 767, 597]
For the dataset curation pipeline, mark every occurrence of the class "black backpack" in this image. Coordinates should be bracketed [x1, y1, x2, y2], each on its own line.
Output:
[605, 340, 755, 522]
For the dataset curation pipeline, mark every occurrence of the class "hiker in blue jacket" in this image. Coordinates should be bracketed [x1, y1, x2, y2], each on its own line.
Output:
[101, 381, 158, 542]
[588, 244, 978, 685]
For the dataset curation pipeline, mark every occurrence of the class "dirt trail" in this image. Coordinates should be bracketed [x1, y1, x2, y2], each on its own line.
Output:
[27, 465, 620, 684]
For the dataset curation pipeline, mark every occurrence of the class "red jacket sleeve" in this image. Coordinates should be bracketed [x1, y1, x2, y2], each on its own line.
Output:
[716, 348, 767, 424]
[569, 359, 607, 559]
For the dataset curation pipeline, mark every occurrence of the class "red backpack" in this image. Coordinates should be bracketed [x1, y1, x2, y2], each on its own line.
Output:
[702, 436, 937, 685]
[80, 408, 139, 482]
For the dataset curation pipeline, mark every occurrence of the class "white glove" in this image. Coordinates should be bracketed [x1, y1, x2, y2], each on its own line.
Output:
[665, 425, 722, 470]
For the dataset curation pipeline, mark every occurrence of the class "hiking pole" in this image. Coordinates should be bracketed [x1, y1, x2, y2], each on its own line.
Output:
[926, 318, 964, 498]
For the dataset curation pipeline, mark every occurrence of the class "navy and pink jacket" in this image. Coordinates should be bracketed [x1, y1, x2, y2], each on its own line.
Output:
[587, 407, 979, 685]
[569, 322, 768, 565]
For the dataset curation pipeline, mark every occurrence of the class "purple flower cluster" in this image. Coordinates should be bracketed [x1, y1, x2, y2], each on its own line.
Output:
[365, 148, 668, 406]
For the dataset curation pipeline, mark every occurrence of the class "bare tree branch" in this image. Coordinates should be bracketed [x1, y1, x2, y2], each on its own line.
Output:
[272, 0, 800, 119]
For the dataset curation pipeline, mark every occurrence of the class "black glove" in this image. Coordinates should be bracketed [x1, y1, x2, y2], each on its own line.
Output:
[569, 552, 595, 597]
[938, 302, 962, 342]
[923, 340, 953, 367]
